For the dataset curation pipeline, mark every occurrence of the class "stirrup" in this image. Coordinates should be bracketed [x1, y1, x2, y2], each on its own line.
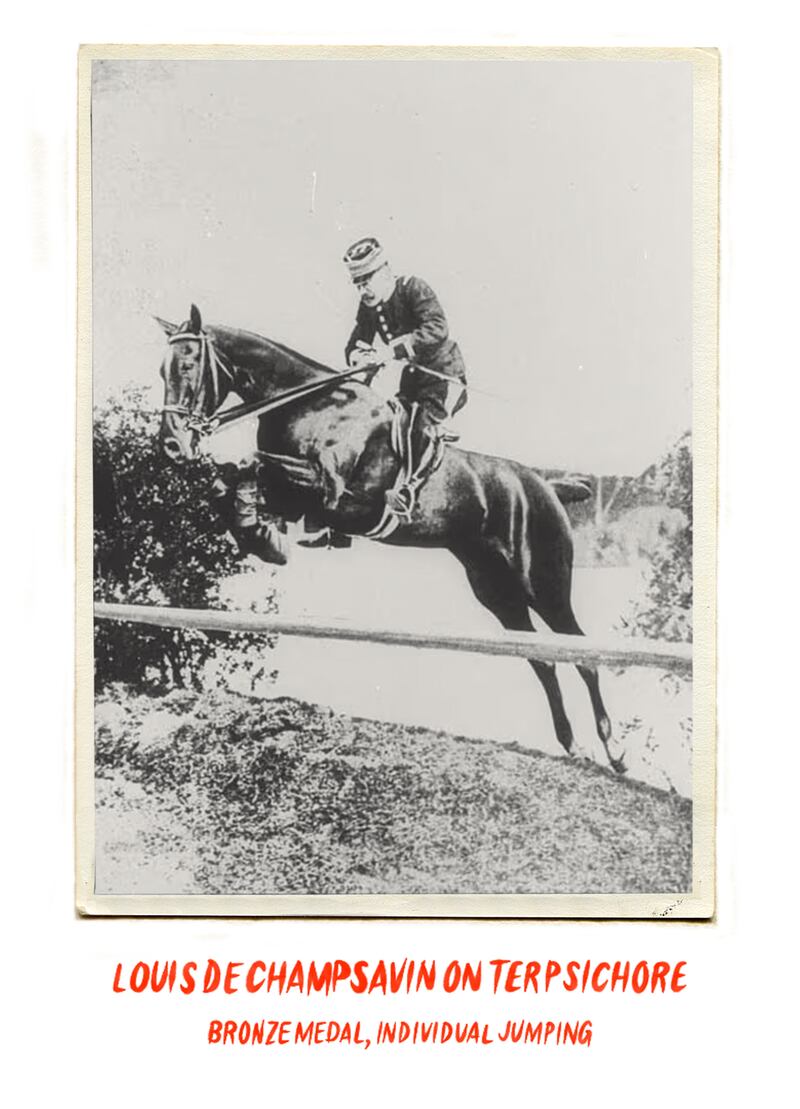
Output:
[385, 484, 416, 521]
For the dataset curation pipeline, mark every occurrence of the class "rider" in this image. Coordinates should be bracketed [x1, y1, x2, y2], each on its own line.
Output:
[343, 236, 468, 515]
[212, 237, 466, 559]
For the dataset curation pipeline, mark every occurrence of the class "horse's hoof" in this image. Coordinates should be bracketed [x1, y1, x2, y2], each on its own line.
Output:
[297, 529, 331, 549]
[556, 732, 575, 758]
[237, 523, 289, 565]
[609, 753, 628, 775]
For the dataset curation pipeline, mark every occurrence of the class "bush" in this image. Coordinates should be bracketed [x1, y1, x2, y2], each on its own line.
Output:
[626, 431, 692, 643]
[93, 385, 277, 693]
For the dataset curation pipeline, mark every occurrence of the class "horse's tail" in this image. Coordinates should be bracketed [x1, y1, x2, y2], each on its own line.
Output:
[548, 477, 592, 505]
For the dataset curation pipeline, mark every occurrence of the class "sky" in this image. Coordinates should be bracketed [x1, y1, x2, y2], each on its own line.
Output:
[92, 57, 692, 474]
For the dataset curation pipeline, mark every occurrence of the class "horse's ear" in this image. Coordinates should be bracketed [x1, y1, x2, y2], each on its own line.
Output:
[189, 304, 203, 333]
[154, 315, 179, 337]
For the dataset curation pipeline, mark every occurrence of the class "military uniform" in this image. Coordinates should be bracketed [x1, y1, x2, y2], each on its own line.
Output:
[345, 273, 467, 423]
[342, 236, 469, 517]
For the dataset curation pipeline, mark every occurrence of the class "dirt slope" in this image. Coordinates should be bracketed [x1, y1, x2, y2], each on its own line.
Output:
[95, 688, 691, 896]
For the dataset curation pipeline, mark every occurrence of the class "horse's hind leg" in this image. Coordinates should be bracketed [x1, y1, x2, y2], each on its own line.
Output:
[458, 550, 576, 757]
[533, 598, 626, 774]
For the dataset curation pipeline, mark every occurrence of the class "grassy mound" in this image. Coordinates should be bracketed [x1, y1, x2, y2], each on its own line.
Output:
[95, 688, 691, 896]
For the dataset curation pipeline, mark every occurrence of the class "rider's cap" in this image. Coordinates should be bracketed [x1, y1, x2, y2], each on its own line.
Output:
[343, 237, 386, 280]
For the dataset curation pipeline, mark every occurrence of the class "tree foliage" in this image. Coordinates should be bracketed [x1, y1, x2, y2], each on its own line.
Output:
[627, 431, 693, 643]
[93, 386, 276, 693]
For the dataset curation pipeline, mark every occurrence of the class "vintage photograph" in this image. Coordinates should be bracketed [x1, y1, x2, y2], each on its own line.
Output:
[78, 47, 717, 916]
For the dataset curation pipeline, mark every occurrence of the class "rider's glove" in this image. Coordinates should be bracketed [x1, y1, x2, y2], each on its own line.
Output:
[348, 341, 379, 370]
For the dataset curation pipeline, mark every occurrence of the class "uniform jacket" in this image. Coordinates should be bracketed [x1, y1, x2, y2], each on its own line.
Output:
[345, 274, 466, 383]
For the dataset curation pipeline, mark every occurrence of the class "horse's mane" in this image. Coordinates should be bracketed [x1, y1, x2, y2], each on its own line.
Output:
[208, 324, 340, 378]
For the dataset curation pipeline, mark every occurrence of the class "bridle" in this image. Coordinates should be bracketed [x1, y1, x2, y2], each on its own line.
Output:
[161, 329, 235, 436]
[159, 328, 377, 442]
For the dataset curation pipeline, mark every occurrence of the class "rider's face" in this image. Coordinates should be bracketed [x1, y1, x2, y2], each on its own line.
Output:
[353, 265, 394, 307]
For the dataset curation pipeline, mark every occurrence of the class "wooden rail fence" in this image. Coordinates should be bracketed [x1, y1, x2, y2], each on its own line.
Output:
[94, 602, 692, 675]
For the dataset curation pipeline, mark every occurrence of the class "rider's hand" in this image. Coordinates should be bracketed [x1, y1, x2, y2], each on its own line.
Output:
[348, 341, 378, 370]
[373, 336, 409, 371]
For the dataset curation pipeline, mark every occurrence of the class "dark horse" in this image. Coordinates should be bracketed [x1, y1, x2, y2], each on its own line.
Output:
[158, 305, 626, 772]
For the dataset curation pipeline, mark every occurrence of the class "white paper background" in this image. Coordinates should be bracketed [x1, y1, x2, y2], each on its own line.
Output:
[5, 1, 796, 1104]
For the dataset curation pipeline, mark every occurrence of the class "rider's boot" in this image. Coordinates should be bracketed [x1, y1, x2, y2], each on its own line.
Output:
[385, 411, 438, 518]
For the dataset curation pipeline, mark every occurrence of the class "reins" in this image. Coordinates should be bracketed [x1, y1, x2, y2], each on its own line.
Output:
[209, 363, 373, 433]
[161, 328, 378, 439]
[162, 325, 529, 442]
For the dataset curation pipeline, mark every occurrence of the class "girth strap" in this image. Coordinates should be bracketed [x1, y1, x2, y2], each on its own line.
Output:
[363, 400, 449, 540]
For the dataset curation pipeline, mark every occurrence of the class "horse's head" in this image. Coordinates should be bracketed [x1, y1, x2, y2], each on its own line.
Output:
[156, 304, 232, 462]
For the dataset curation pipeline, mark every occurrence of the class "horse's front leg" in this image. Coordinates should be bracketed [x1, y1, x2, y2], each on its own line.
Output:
[208, 463, 288, 565]
[315, 447, 350, 511]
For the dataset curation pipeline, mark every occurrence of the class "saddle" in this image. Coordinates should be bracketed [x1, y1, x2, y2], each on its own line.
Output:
[253, 397, 455, 542]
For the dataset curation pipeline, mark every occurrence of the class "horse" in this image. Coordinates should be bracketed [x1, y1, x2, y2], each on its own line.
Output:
[158, 304, 626, 773]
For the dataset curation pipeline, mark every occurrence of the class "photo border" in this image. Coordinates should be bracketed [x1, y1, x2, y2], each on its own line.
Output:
[76, 43, 718, 919]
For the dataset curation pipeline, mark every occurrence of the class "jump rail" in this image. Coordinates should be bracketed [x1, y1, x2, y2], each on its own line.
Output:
[94, 602, 692, 675]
